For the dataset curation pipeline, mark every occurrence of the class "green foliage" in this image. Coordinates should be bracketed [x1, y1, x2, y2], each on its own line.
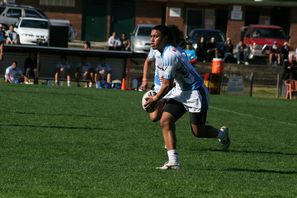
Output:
[0, 83, 297, 197]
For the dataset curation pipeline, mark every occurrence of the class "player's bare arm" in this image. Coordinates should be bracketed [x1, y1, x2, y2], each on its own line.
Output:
[140, 57, 150, 91]
[144, 78, 174, 109]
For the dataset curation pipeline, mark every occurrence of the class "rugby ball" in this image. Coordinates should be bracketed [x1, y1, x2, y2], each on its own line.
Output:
[141, 90, 159, 113]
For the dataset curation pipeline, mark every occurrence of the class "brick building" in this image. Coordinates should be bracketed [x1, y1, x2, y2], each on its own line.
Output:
[12, 0, 297, 48]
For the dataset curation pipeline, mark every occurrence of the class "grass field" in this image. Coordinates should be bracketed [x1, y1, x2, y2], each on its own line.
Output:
[0, 83, 297, 197]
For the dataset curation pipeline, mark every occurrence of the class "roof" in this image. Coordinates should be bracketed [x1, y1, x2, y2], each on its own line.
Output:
[19, 17, 48, 21]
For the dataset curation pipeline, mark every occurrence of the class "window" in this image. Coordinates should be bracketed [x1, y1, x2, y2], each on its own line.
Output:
[25, 9, 42, 18]
[39, 0, 75, 7]
[137, 27, 152, 36]
[20, 19, 49, 29]
[252, 28, 286, 39]
[0, 6, 5, 15]
[6, 8, 21, 18]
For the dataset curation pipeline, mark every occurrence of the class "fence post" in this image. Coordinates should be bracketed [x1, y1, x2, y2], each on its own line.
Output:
[249, 72, 254, 97]
[276, 73, 280, 98]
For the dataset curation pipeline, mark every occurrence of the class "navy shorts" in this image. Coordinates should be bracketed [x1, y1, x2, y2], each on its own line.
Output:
[163, 99, 207, 125]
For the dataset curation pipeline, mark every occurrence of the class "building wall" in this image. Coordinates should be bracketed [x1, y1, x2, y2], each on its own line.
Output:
[289, 8, 297, 49]
[226, 20, 245, 45]
[15, 0, 83, 40]
[13, 0, 297, 48]
[165, 1, 185, 34]
[135, 1, 163, 25]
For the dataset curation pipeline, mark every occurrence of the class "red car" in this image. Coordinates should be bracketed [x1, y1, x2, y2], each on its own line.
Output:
[242, 24, 288, 60]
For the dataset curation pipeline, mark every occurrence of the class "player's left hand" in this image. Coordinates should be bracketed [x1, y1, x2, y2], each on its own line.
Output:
[144, 95, 157, 109]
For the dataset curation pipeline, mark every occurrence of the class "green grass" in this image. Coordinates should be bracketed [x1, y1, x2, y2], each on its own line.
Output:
[0, 83, 297, 197]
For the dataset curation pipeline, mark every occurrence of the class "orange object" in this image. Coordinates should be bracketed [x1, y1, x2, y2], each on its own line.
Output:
[284, 79, 297, 99]
[211, 58, 224, 74]
[121, 78, 126, 90]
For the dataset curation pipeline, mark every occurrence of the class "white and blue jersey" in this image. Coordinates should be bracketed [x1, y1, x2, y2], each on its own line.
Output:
[147, 48, 162, 92]
[160, 45, 203, 91]
[159, 44, 209, 113]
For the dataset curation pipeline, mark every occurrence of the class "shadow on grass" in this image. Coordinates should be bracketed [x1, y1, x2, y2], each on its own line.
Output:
[223, 168, 297, 175]
[4, 110, 98, 118]
[197, 148, 297, 156]
[0, 123, 114, 131]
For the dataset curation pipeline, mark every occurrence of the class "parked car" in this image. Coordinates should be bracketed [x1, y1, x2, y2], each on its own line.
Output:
[130, 24, 155, 53]
[242, 24, 288, 59]
[186, 28, 226, 57]
[0, 3, 48, 29]
[14, 17, 49, 45]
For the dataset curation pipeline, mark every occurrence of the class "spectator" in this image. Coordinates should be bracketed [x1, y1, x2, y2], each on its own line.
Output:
[281, 42, 290, 64]
[5, 24, 17, 44]
[196, 36, 207, 63]
[75, 56, 94, 88]
[269, 41, 281, 65]
[84, 41, 91, 50]
[223, 37, 234, 63]
[24, 53, 38, 83]
[108, 32, 121, 50]
[120, 32, 131, 51]
[5, 60, 30, 84]
[94, 58, 112, 89]
[68, 24, 77, 41]
[206, 36, 218, 62]
[236, 39, 249, 65]
[0, 24, 5, 60]
[184, 42, 197, 66]
[293, 48, 297, 64]
[54, 55, 72, 87]
[252, 30, 261, 38]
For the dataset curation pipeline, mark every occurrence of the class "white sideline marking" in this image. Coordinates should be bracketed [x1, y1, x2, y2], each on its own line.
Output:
[210, 106, 297, 127]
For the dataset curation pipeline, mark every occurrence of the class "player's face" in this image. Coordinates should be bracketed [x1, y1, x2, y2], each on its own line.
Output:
[150, 29, 166, 51]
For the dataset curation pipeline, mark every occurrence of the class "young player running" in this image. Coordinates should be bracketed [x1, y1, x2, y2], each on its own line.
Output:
[144, 25, 230, 170]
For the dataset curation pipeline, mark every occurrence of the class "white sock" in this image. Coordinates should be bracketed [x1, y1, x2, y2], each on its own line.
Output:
[167, 149, 179, 164]
[67, 81, 71, 87]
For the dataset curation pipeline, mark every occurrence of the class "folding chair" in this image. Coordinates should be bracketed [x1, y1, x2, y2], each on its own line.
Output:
[284, 79, 297, 100]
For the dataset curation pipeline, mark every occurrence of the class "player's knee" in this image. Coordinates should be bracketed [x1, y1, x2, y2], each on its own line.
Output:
[159, 117, 174, 129]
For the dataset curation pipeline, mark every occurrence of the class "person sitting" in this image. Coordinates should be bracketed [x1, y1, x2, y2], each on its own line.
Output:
[83, 41, 91, 50]
[269, 41, 281, 65]
[0, 24, 6, 60]
[107, 32, 121, 50]
[120, 32, 131, 51]
[54, 55, 72, 87]
[5, 24, 17, 44]
[24, 53, 38, 84]
[223, 37, 234, 63]
[184, 42, 197, 66]
[5, 60, 30, 84]
[281, 42, 291, 65]
[196, 36, 207, 63]
[75, 56, 94, 88]
[236, 39, 249, 65]
[94, 58, 112, 89]
[206, 36, 218, 62]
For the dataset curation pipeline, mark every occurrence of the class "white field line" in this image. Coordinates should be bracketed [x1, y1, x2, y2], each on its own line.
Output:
[210, 106, 297, 127]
